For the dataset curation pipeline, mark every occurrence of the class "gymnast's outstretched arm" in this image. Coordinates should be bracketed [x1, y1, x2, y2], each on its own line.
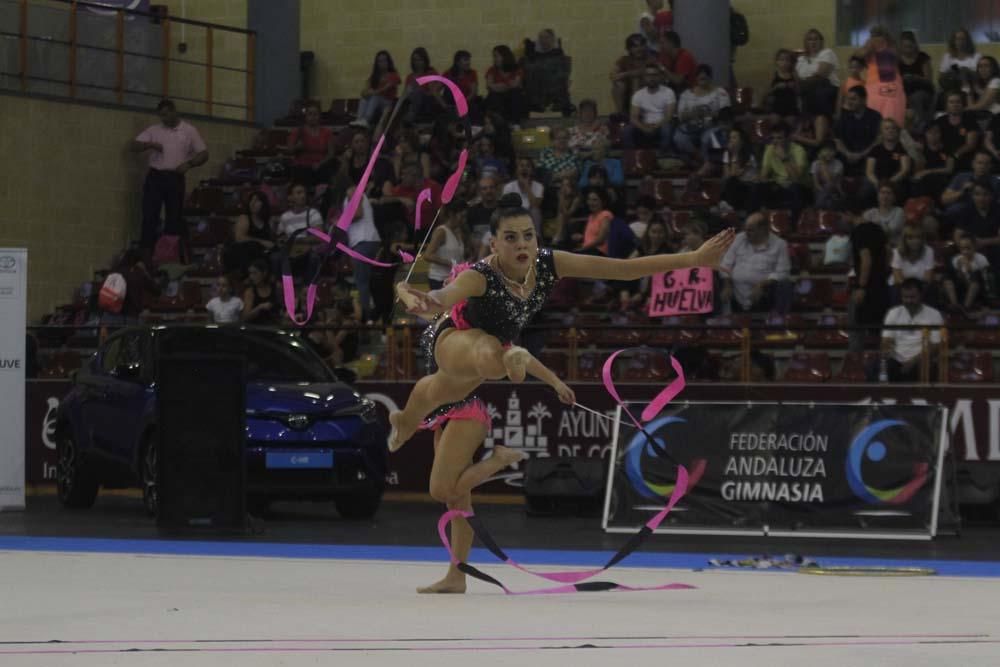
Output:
[396, 268, 486, 317]
[553, 228, 735, 281]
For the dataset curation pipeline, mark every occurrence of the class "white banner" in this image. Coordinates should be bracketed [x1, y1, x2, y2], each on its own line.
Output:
[0, 249, 27, 511]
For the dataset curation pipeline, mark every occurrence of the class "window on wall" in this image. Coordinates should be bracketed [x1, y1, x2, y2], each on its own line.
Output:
[836, 0, 1000, 46]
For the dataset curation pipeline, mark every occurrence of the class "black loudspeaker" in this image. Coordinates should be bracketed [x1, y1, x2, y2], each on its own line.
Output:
[156, 354, 247, 534]
[523, 457, 607, 517]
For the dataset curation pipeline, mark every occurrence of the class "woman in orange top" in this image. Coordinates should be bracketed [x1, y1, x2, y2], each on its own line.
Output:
[858, 27, 906, 126]
[357, 50, 401, 128]
[485, 44, 525, 124]
[579, 188, 614, 255]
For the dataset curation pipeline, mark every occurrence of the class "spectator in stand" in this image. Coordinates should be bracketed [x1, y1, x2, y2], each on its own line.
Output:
[968, 56, 1000, 115]
[857, 27, 906, 126]
[674, 65, 731, 162]
[759, 122, 809, 217]
[522, 28, 572, 113]
[628, 194, 658, 240]
[986, 106, 1000, 162]
[423, 202, 470, 290]
[823, 215, 851, 267]
[863, 118, 911, 205]
[877, 278, 942, 382]
[428, 115, 469, 184]
[658, 31, 698, 93]
[766, 49, 800, 124]
[796, 28, 840, 116]
[898, 31, 935, 131]
[625, 65, 676, 151]
[891, 227, 936, 298]
[404, 47, 445, 123]
[343, 185, 380, 323]
[835, 55, 867, 116]
[503, 157, 544, 233]
[941, 151, 998, 216]
[285, 100, 335, 186]
[392, 128, 432, 181]
[833, 86, 882, 176]
[538, 127, 580, 184]
[577, 137, 624, 189]
[466, 174, 501, 249]
[379, 162, 442, 231]
[939, 28, 980, 96]
[863, 183, 905, 248]
[307, 301, 360, 367]
[241, 258, 280, 325]
[227, 191, 275, 276]
[611, 34, 659, 116]
[811, 142, 845, 210]
[277, 182, 323, 240]
[575, 164, 624, 218]
[955, 179, 1000, 265]
[552, 176, 581, 248]
[481, 112, 516, 166]
[848, 205, 891, 352]
[485, 45, 525, 124]
[129, 99, 208, 255]
[620, 216, 673, 311]
[720, 127, 760, 214]
[472, 135, 509, 181]
[576, 188, 615, 256]
[205, 276, 243, 324]
[567, 99, 609, 158]
[911, 123, 955, 201]
[335, 128, 396, 204]
[719, 212, 792, 315]
[944, 233, 991, 313]
[105, 249, 161, 325]
[446, 50, 481, 120]
[356, 50, 401, 128]
[935, 91, 979, 171]
[792, 110, 832, 160]
[639, 0, 673, 40]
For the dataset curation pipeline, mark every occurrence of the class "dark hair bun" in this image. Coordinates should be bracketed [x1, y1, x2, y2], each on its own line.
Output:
[498, 192, 523, 208]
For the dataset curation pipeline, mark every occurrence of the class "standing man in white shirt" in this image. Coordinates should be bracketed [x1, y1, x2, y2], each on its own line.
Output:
[129, 99, 208, 252]
[625, 65, 676, 151]
[879, 278, 943, 382]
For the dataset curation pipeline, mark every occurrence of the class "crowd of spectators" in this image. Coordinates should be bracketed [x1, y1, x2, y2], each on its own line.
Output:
[86, 5, 1000, 383]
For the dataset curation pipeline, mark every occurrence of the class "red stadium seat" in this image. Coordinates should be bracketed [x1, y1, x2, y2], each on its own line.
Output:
[731, 87, 754, 115]
[755, 313, 803, 347]
[701, 314, 750, 347]
[189, 217, 233, 247]
[949, 351, 995, 382]
[783, 352, 832, 383]
[667, 210, 692, 237]
[787, 242, 811, 273]
[767, 209, 792, 236]
[623, 149, 658, 177]
[836, 351, 879, 382]
[794, 277, 833, 311]
[804, 313, 850, 348]
[651, 179, 675, 207]
[964, 313, 1000, 347]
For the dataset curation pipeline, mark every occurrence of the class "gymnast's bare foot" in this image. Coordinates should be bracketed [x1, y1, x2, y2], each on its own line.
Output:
[502, 346, 530, 383]
[492, 445, 527, 467]
[388, 411, 418, 452]
[417, 574, 467, 594]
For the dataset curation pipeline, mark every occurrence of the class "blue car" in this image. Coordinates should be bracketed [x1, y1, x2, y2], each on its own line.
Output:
[54, 325, 388, 519]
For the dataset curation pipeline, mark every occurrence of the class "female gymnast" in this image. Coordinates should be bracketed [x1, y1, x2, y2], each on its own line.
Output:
[390, 194, 735, 452]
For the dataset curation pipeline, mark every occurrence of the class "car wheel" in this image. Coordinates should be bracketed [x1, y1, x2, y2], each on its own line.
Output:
[141, 435, 158, 518]
[56, 431, 99, 509]
[334, 490, 382, 519]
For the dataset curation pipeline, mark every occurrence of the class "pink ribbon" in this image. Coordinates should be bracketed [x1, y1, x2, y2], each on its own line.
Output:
[416, 74, 468, 116]
[602, 350, 686, 426]
[414, 189, 433, 230]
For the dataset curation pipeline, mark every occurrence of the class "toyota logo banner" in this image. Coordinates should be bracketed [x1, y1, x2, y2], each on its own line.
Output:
[0, 249, 27, 511]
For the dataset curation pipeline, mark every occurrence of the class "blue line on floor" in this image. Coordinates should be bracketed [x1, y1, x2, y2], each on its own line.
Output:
[1, 536, 999, 577]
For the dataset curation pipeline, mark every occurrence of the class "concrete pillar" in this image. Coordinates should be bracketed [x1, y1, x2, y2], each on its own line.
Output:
[247, 0, 299, 126]
[674, 0, 731, 88]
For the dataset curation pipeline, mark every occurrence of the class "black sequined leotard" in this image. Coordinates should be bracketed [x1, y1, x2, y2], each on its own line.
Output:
[419, 248, 561, 429]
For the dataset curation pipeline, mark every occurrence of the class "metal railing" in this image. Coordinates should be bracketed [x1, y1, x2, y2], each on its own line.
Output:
[25, 322, 999, 386]
[1, 0, 255, 120]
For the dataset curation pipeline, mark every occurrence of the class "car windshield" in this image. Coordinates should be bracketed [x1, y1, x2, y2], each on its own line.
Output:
[156, 328, 333, 383]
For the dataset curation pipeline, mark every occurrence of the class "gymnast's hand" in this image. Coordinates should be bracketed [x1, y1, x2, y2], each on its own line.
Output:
[396, 282, 444, 317]
[552, 379, 576, 406]
[694, 228, 736, 270]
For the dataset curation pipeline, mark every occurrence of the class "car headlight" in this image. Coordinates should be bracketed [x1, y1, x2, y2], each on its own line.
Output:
[336, 398, 378, 424]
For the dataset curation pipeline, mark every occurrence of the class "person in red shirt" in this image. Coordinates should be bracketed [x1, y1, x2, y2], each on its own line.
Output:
[379, 162, 442, 232]
[357, 50, 401, 128]
[404, 46, 446, 122]
[285, 100, 335, 185]
[446, 50, 482, 121]
[485, 44, 525, 123]
[659, 31, 698, 93]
